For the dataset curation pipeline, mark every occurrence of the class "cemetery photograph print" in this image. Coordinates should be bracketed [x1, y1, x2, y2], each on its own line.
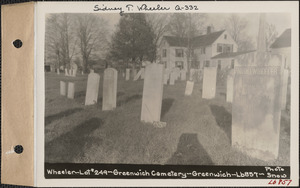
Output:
[44, 12, 291, 178]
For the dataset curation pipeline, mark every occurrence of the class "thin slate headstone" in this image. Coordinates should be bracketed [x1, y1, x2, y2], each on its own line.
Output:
[281, 69, 288, 110]
[202, 67, 217, 99]
[125, 68, 130, 81]
[60, 81, 66, 96]
[57, 68, 60, 75]
[190, 68, 195, 80]
[85, 73, 100, 105]
[185, 81, 194, 96]
[67, 82, 75, 99]
[226, 70, 234, 103]
[133, 68, 143, 81]
[65, 69, 69, 76]
[132, 69, 137, 79]
[141, 64, 164, 123]
[102, 68, 118, 111]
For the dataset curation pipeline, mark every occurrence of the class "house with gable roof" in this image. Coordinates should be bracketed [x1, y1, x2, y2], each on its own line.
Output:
[159, 27, 238, 70]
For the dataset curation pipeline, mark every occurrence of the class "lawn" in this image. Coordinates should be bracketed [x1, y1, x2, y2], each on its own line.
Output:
[45, 71, 290, 166]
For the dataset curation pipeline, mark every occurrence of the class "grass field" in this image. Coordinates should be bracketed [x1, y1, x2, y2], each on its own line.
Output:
[45, 71, 290, 166]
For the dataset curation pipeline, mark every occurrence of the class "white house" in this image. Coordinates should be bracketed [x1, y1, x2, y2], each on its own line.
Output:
[159, 27, 238, 70]
[270, 28, 291, 69]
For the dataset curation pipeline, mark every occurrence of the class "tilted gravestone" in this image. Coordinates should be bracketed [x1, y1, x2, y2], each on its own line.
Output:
[232, 14, 283, 161]
[226, 70, 234, 103]
[281, 69, 288, 110]
[202, 67, 217, 99]
[133, 68, 143, 81]
[67, 82, 75, 99]
[60, 81, 66, 96]
[125, 68, 130, 81]
[85, 73, 100, 105]
[102, 68, 118, 111]
[184, 81, 194, 96]
[141, 63, 164, 123]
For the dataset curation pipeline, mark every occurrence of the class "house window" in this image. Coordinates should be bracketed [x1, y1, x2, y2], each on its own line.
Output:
[217, 44, 223, 53]
[205, 61, 210, 67]
[162, 49, 167, 57]
[231, 59, 235, 69]
[224, 34, 227, 39]
[218, 60, 221, 69]
[175, 61, 183, 69]
[175, 49, 184, 57]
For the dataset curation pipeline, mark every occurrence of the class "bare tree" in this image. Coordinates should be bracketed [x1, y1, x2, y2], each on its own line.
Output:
[265, 23, 278, 50]
[146, 14, 170, 62]
[76, 14, 109, 72]
[45, 14, 76, 69]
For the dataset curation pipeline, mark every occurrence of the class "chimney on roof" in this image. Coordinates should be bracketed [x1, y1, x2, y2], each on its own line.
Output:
[207, 26, 212, 34]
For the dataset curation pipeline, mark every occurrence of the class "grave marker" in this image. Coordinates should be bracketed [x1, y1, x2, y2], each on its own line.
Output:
[226, 70, 234, 103]
[67, 82, 75, 99]
[202, 67, 217, 99]
[65, 69, 69, 76]
[185, 81, 194, 96]
[57, 68, 60, 75]
[133, 68, 143, 81]
[85, 73, 100, 105]
[141, 64, 164, 123]
[180, 70, 186, 81]
[281, 69, 288, 110]
[60, 81, 66, 96]
[132, 69, 137, 79]
[169, 71, 176, 85]
[102, 68, 118, 111]
[125, 68, 130, 81]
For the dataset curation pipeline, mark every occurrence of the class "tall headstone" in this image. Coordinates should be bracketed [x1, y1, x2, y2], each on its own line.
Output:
[141, 64, 164, 123]
[102, 68, 118, 111]
[180, 70, 186, 81]
[190, 68, 195, 80]
[57, 68, 60, 75]
[60, 81, 66, 96]
[202, 67, 217, 99]
[281, 69, 288, 110]
[125, 68, 130, 81]
[164, 73, 169, 85]
[226, 70, 234, 103]
[67, 82, 75, 99]
[85, 73, 100, 105]
[232, 14, 282, 161]
[184, 81, 194, 96]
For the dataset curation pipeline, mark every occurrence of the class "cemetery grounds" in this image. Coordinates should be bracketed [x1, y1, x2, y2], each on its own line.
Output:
[45, 70, 290, 166]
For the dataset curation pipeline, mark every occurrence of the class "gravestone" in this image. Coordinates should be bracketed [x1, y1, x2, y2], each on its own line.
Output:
[281, 69, 288, 110]
[202, 67, 217, 99]
[174, 67, 180, 80]
[163, 73, 169, 85]
[141, 68, 145, 79]
[185, 81, 194, 96]
[133, 68, 143, 81]
[60, 81, 66, 96]
[90, 69, 94, 73]
[65, 69, 69, 76]
[67, 82, 75, 99]
[82, 71, 84, 75]
[141, 64, 164, 123]
[85, 73, 100, 105]
[180, 70, 186, 81]
[190, 68, 195, 80]
[102, 68, 118, 111]
[226, 70, 234, 103]
[232, 14, 282, 161]
[169, 71, 176, 85]
[132, 69, 137, 79]
[125, 68, 130, 81]
[57, 68, 60, 75]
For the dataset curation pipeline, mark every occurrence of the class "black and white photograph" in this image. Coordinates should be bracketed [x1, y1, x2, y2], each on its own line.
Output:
[36, 1, 298, 186]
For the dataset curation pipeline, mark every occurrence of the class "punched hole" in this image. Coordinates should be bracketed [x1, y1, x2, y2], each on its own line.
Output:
[14, 145, 23, 154]
[13, 39, 23, 48]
